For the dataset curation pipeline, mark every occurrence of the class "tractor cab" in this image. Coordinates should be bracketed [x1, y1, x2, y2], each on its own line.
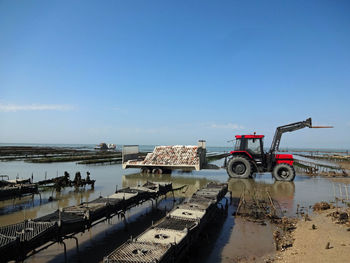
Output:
[232, 134, 265, 166]
[234, 135, 264, 153]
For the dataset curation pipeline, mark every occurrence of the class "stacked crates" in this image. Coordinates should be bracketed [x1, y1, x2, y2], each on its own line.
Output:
[104, 182, 228, 263]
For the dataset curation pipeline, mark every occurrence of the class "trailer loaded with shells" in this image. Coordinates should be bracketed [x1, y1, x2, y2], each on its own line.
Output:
[122, 140, 207, 174]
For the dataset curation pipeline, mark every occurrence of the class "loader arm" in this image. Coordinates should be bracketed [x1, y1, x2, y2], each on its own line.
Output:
[269, 118, 312, 153]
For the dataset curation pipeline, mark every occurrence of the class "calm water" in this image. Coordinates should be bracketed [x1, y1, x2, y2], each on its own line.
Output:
[0, 156, 349, 262]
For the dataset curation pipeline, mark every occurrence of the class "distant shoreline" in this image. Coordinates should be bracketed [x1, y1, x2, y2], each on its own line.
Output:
[0, 143, 349, 153]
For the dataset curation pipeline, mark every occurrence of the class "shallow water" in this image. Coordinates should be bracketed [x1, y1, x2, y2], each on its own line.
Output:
[0, 159, 349, 262]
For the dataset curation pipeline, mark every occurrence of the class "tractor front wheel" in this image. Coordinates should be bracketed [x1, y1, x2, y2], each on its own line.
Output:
[272, 163, 296, 181]
[226, 156, 252, 179]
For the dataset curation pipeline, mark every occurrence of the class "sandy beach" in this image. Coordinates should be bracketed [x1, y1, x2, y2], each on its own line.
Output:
[276, 208, 350, 263]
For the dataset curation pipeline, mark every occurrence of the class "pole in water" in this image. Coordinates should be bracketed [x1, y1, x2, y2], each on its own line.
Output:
[72, 236, 80, 257]
[345, 185, 349, 201]
[58, 208, 62, 227]
[61, 241, 67, 263]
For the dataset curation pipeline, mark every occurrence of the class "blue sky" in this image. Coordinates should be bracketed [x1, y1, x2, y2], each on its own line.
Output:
[0, 0, 349, 148]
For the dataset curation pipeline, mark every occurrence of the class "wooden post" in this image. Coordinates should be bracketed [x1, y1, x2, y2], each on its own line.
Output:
[345, 185, 349, 201]
[339, 184, 343, 200]
[58, 208, 62, 227]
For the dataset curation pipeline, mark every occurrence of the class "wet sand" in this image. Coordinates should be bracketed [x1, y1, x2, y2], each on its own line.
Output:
[276, 208, 350, 263]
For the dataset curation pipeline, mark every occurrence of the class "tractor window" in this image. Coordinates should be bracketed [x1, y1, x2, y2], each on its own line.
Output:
[247, 139, 261, 155]
[234, 139, 241, 150]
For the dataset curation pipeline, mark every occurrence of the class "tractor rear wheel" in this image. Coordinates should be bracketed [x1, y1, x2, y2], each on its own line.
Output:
[272, 163, 295, 181]
[226, 156, 252, 179]
[152, 168, 163, 175]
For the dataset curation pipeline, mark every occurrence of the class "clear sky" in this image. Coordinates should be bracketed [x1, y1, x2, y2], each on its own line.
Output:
[0, 0, 349, 148]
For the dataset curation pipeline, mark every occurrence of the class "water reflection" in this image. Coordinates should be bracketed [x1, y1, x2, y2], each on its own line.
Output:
[122, 172, 220, 197]
[0, 187, 95, 226]
[0, 194, 48, 215]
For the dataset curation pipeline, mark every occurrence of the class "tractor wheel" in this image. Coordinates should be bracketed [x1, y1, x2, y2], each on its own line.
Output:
[226, 156, 252, 179]
[152, 168, 163, 175]
[141, 167, 151, 174]
[273, 163, 296, 181]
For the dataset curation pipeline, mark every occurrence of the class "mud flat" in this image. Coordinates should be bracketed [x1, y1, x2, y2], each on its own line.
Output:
[0, 146, 131, 165]
[275, 206, 350, 263]
[0, 146, 88, 159]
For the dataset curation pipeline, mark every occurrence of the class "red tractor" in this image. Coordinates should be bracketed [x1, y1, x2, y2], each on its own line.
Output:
[225, 118, 330, 181]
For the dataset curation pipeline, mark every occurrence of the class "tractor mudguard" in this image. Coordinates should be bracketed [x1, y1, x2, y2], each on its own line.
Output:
[229, 151, 253, 160]
[275, 154, 294, 166]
